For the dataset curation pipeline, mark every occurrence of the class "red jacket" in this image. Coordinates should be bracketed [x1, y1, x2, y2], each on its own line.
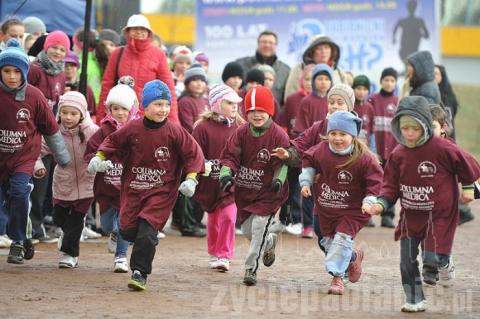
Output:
[97, 37, 178, 124]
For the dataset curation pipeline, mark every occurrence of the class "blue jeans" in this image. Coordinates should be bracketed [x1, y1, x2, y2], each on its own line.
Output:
[0, 173, 33, 242]
[100, 207, 128, 257]
[321, 232, 354, 277]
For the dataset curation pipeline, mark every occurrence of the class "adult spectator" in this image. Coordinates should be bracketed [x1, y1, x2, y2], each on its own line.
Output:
[236, 30, 290, 105]
[285, 35, 347, 101]
[97, 14, 177, 123]
[434, 64, 458, 122]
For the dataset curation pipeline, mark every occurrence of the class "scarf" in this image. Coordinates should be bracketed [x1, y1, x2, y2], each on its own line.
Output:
[101, 104, 141, 129]
[0, 80, 27, 101]
[37, 50, 65, 76]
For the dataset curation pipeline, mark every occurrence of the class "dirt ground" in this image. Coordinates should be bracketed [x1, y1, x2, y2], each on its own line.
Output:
[1, 202, 479, 319]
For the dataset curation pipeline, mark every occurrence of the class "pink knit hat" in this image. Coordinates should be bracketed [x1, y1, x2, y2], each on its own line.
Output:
[44, 30, 70, 51]
[208, 84, 242, 114]
[58, 91, 88, 119]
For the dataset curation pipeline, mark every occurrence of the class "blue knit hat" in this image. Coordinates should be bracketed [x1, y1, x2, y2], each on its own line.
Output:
[0, 39, 30, 82]
[327, 111, 362, 137]
[142, 80, 171, 108]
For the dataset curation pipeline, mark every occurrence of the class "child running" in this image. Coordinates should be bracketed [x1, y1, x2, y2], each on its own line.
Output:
[85, 82, 140, 273]
[88, 80, 205, 291]
[220, 85, 289, 286]
[192, 84, 245, 272]
[299, 111, 383, 295]
[364, 96, 480, 312]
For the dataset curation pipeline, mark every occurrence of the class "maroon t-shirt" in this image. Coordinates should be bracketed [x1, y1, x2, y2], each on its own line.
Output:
[99, 119, 205, 230]
[27, 62, 65, 112]
[369, 93, 398, 161]
[192, 119, 238, 212]
[280, 91, 307, 138]
[0, 84, 59, 182]
[178, 95, 209, 133]
[84, 119, 122, 213]
[303, 141, 383, 238]
[291, 119, 328, 163]
[221, 122, 290, 223]
[354, 101, 375, 144]
[293, 94, 328, 135]
[381, 137, 480, 255]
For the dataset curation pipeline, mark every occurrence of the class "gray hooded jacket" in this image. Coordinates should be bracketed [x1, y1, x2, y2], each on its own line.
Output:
[407, 51, 441, 104]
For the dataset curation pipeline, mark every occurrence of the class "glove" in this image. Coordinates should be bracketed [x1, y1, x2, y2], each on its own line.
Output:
[202, 161, 213, 177]
[271, 178, 282, 193]
[178, 177, 198, 198]
[87, 156, 113, 174]
[219, 175, 234, 193]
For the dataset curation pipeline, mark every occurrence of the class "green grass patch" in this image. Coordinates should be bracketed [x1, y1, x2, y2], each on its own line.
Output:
[453, 84, 480, 159]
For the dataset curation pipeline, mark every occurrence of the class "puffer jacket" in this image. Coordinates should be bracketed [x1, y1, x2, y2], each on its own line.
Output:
[406, 51, 441, 104]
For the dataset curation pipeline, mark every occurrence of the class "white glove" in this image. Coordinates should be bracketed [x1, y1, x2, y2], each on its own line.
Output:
[202, 161, 213, 177]
[178, 177, 198, 198]
[87, 156, 113, 174]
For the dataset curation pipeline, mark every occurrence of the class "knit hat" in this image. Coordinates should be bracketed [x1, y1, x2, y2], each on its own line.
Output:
[209, 84, 242, 113]
[0, 39, 30, 81]
[122, 14, 152, 34]
[312, 63, 333, 81]
[244, 85, 275, 116]
[352, 75, 370, 90]
[142, 79, 171, 108]
[328, 83, 355, 111]
[106, 84, 137, 111]
[23, 16, 46, 35]
[327, 111, 362, 137]
[381, 67, 398, 81]
[43, 30, 70, 51]
[172, 45, 193, 63]
[58, 91, 88, 119]
[99, 29, 120, 46]
[193, 51, 209, 65]
[64, 51, 79, 66]
[184, 65, 207, 86]
[246, 69, 265, 85]
[256, 64, 276, 77]
[222, 61, 244, 82]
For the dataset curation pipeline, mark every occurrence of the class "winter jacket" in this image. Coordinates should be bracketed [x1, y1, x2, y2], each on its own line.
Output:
[406, 51, 441, 104]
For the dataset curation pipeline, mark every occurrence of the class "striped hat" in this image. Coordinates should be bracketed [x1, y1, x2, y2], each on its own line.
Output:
[244, 85, 275, 117]
[208, 84, 242, 113]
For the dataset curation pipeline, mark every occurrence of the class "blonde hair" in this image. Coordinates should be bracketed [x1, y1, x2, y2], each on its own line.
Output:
[193, 110, 245, 129]
[331, 137, 378, 170]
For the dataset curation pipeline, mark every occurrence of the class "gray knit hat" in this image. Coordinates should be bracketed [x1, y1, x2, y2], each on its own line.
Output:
[327, 83, 355, 111]
[184, 65, 207, 86]
[99, 29, 120, 46]
[23, 16, 46, 35]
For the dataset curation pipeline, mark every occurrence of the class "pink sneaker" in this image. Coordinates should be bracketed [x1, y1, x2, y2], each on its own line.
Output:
[328, 276, 344, 295]
[301, 226, 314, 238]
[348, 248, 364, 283]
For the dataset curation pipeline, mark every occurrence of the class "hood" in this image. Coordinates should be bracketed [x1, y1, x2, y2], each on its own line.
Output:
[391, 96, 433, 147]
[311, 63, 333, 96]
[407, 51, 435, 86]
[302, 35, 340, 68]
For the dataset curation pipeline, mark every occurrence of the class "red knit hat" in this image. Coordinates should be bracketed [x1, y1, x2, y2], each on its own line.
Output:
[244, 85, 275, 117]
[43, 30, 70, 51]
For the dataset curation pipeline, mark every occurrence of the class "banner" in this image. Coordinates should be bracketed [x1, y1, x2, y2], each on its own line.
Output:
[195, 0, 439, 88]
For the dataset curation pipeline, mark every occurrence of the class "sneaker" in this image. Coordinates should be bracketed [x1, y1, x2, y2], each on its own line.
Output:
[263, 233, 277, 267]
[108, 233, 117, 254]
[243, 269, 257, 286]
[328, 276, 345, 295]
[157, 231, 166, 239]
[438, 259, 455, 287]
[235, 227, 243, 235]
[209, 255, 219, 269]
[215, 258, 230, 272]
[0, 235, 12, 248]
[82, 227, 102, 239]
[181, 226, 206, 237]
[59, 253, 78, 268]
[365, 218, 375, 227]
[269, 221, 286, 234]
[57, 232, 64, 251]
[285, 223, 302, 236]
[401, 300, 427, 312]
[348, 248, 364, 283]
[23, 239, 35, 260]
[7, 243, 25, 264]
[30, 238, 40, 245]
[128, 270, 147, 291]
[381, 216, 395, 228]
[301, 226, 314, 238]
[114, 256, 129, 273]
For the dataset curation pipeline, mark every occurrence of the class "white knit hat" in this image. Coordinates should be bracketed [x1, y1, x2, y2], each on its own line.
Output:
[106, 84, 138, 111]
[122, 14, 152, 34]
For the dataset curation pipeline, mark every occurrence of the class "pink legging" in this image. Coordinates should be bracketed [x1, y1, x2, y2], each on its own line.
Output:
[207, 203, 237, 259]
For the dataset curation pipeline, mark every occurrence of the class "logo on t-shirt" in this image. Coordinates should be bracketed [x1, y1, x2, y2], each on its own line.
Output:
[362, 114, 369, 124]
[154, 146, 170, 162]
[386, 103, 396, 114]
[257, 148, 270, 163]
[337, 170, 353, 184]
[16, 108, 31, 122]
[417, 161, 436, 178]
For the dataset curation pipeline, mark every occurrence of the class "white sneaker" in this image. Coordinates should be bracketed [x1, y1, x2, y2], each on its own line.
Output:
[285, 223, 302, 236]
[0, 235, 12, 248]
[401, 300, 427, 312]
[215, 258, 230, 272]
[209, 255, 219, 269]
[107, 233, 117, 254]
[113, 256, 129, 273]
[57, 232, 64, 250]
[59, 253, 78, 268]
[82, 227, 102, 239]
[235, 228, 243, 235]
[157, 231, 166, 239]
[438, 258, 455, 287]
[269, 221, 286, 234]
